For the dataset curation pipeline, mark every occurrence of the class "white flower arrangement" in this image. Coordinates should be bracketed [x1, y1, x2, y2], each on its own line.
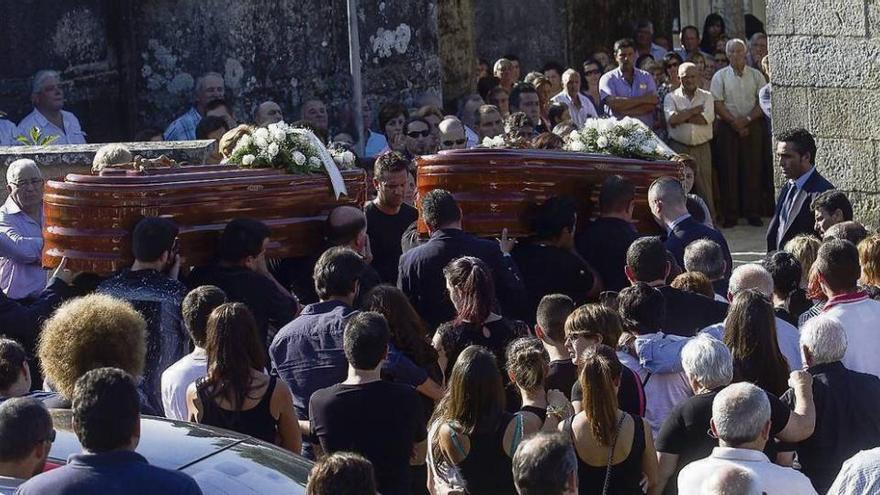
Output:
[481, 135, 506, 148]
[228, 121, 357, 175]
[564, 117, 675, 161]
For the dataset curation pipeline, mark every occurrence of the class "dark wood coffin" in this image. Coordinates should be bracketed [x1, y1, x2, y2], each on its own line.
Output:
[42, 165, 366, 274]
[415, 148, 682, 237]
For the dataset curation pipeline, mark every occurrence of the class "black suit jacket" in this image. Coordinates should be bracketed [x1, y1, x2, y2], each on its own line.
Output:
[658, 285, 728, 337]
[766, 169, 834, 252]
[397, 228, 527, 330]
[665, 216, 734, 278]
[576, 217, 640, 292]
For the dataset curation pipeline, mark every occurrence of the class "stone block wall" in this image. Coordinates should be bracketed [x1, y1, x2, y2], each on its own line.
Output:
[767, 0, 880, 228]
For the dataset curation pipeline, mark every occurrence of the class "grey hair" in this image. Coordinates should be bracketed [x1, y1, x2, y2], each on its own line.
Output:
[749, 32, 767, 45]
[493, 58, 513, 74]
[712, 382, 771, 446]
[728, 263, 774, 298]
[562, 68, 580, 83]
[678, 61, 698, 76]
[6, 159, 41, 184]
[684, 239, 726, 280]
[649, 176, 686, 207]
[725, 38, 747, 55]
[32, 70, 60, 95]
[0, 397, 53, 462]
[92, 144, 133, 173]
[700, 465, 761, 495]
[512, 431, 577, 495]
[195, 72, 224, 94]
[682, 334, 733, 390]
[801, 315, 847, 366]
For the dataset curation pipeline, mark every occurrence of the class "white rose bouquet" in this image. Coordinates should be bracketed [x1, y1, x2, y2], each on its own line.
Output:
[564, 117, 674, 161]
[228, 121, 356, 174]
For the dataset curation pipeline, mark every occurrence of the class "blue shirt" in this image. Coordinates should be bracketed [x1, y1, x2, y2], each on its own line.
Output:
[16, 450, 202, 495]
[598, 67, 658, 127]
[163, 107, 201, 141]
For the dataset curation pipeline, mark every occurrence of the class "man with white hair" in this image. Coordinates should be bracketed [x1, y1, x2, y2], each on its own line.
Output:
[677, 382, 817, 494]
[16, 70, 86, 145]
[655, 334, 815, 493]
[91, 144, 133, 174]
[512, 432, 578, 495]
[684, 239, 728, 300]
[164, 72, 225, 141]
[702, 263, 803, 369]
[700, 466, 760, 495]
[710, 39, 767, 228]
[0, 160, 46, 300]
[777, 316, 880, 493]
[437, 117, 467, 150]
[253, 101, 283, 126]
[665, 62, 715, 211]
[550, 69, 597, 129]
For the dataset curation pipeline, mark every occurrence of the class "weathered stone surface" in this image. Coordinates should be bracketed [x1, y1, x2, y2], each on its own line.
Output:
[473, 0, 567, 71]
[814, 138, 877, 192]
[767, 0, 866, 37]
[808, 88, 880, 140]
[844, 191, 880, 228]
[439, 0, 478, 106]
[770, 86, 811, 133]
[770, 36, 880, 89]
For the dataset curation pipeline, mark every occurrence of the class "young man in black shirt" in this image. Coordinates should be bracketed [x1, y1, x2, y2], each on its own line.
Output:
[309, 312, 426, 495]
[365, 152, 419, 284]
[534, 294, 577, 400]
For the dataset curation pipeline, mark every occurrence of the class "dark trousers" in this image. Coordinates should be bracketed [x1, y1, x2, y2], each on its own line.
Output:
[715, 118, 765, 220]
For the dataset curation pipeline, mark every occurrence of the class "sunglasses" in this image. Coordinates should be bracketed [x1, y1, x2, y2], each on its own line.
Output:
[442, 138, 466, 146]
[406, 130, 431, 138]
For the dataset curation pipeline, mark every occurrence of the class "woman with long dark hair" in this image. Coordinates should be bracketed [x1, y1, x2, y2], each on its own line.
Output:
[723, 290, 791, 397]
[186, 303, 301, 453]
[427, 345, 537, 495]
[700, 13, 726, 55]
[561, 345, 659, 495]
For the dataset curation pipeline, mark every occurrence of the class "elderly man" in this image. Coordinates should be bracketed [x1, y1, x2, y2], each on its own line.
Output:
[475, 104, 504, 139]
[748, 33, 769, 78]
[777, 317, 880, 493]
[512, 432, 578, 495]
[551, 69, 598, 130]
[711, 39, 768, 228]
[164, 72, 225, 141]
[0, 398, 54, 493]
[665, 62, 715, 210]
[437, 117, 467, 150]
[300, 99, 329, 133]
[0, 160, 45, 301]
[634, 20, 668, 61]
[677, 382, 817, 494]
[655, 335, 815, 494]
[494, 58, 516, 93]
[254, 101, 283, 126]
[599, 38, 658, 127]
[683, 239, 728, 300]
[16, 70, 86, 145]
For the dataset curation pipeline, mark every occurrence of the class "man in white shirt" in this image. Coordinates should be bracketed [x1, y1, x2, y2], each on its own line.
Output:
[710, 39, 767, 229]
[677, 382, 817, 494]
[551, 69, 597, 130]
[814, 239, 880, 378]
[665, 62, 715, 212]
[160, 285, 226, 420]
[0, 160, 46, 301]
[16, 71, 86, 145]
[828, 448, 880, 495]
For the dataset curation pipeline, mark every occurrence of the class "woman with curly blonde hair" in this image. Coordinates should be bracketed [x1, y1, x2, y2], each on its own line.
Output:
[859, 234, 880, 298]
[38, 294, 148, 410]
[784, 234, 821, 288]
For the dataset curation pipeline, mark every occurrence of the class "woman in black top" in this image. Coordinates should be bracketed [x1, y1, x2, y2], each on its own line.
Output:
[561, 345, 659, 495]
[427, 345, 538, 495]
[186, 303, 301, 453]
[506, 337, 573, 431]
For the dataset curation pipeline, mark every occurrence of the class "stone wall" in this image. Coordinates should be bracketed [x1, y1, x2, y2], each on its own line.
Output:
[473, 0, 568, 72]
[767, 0, 880, 227]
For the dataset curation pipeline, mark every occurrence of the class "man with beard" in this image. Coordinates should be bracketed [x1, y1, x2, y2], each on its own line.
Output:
[365, 152, 419, 284]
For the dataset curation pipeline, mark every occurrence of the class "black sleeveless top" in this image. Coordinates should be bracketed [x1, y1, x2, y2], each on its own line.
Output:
[196, 375, 279, 444]
[565, 413, 646, 495]
[520, 405, 547, 424]
[452, 412, 519, 495]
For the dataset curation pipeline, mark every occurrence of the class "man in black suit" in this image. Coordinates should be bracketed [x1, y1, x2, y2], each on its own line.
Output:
[649, 177, 733, 278]
[766, 128, 835, 252]
[624, 237, 727, 336]
[576, 175, 641, 292]
[397, 189, 527, 330]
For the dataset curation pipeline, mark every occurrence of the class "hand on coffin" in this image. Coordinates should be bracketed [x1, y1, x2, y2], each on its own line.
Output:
[50, 257, 79, 286]
[496, 228, 516, 255]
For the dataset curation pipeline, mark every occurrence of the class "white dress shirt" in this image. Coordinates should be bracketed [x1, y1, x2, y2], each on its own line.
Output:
[664, 87, 715, 145]
[16, 108, 86, 145]
[710, 65, 766, 118]
[160, 347, 207, 421]
[551, 90, 598, 129]
[823, 294, 880, 379]
[701, 317, 803, 371]
[678, 447, 818, 494]
[828, 447, 880, 495]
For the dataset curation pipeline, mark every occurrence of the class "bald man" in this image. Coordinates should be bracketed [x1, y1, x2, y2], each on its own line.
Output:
[0, 160, 46, 300]
[438, 117, 467, 150]
[254, 101, 283, 126]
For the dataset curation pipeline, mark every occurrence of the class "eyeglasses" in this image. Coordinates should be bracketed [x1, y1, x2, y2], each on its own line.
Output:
[442, 138, 467, 146]
[406, 130, 431, 138]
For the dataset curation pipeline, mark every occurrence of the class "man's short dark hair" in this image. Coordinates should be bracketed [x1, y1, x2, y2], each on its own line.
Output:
[373, 151, 410, 181]
[205, 98, 231, 114]
[618, 282, 666, 333]
[217, 218, 271, 263]
[536, 294, 574, 343]
[313, 247, 367, 300]
[509, 83, 537, 111]
[614, 38, 636, 53]
[502, 53, 520, 63]
[762, 251, 802, 297]
[775, 128, 817, 163]
[626, 237, 669, 282]
[825, 221, 869, 246]
[541, 61, 564, 75]
[131, 217, 178, 263]
[306, 451, 377, 495]
[181, 285, 227, 348]
[72, 368, 140, 453]
[405, 117, 430, 133]
[421, 189, 461, 230]
[343, 311, 390, 370]
[0, 338, 26, 392]
[0, 398, 52, 462]
[811, 190, 853, 220]
[533, 196, 576, 240]
[681, 25, 700, 38]
[195, 115, 229, 140]
[513, 431, 577, 495]
[599, 175, 635, 214]
[815, 239, 861, 293]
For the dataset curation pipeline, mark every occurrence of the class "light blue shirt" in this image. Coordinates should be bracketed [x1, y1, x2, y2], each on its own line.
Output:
[828, 447, 880, 495]
[793, 165, 816, 191]
[0, 196, 45, 300]
[599, 67, 658, 127]
[164, 106, 201, 141]
[16, 108, 86, 145]
[667, 213, 691, 233]
[0, 119, 16, 146]
[365, 130, 389, 157]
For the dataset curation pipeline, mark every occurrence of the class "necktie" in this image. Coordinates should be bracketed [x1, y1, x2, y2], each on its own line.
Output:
[779, 183, 799, 228]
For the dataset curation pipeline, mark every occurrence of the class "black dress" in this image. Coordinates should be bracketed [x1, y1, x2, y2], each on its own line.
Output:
[565, 414, 646, 495]
[451, 413, 519, 495]
[195, 376, 279, 444]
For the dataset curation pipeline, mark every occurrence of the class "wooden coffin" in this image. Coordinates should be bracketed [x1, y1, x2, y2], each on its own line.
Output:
[415, 148, 682, 237]
[42, 165, 366, 274]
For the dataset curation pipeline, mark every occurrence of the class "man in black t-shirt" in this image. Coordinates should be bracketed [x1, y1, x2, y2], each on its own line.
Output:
[309, 312, 426, 495]
[534, 294, 577, 400]
[365, 152, 419, 284]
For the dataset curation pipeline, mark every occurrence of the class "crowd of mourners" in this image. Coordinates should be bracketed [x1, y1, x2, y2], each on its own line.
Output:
[1, 11, 879, 495]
